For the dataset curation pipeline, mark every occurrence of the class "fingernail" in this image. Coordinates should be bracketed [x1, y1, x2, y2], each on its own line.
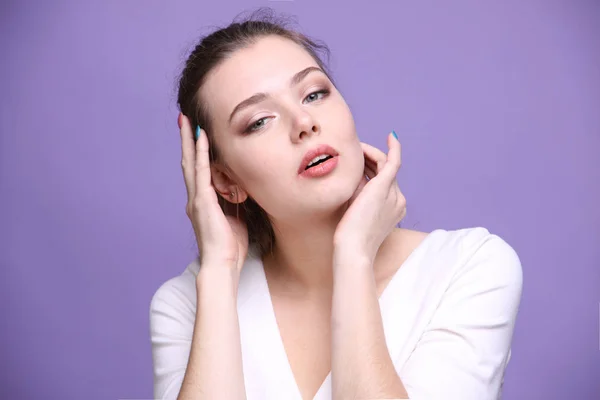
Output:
[195, 125, 201, 141]
[392, 130, 398, 140]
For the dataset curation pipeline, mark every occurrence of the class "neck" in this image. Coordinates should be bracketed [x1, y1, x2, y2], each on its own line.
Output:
[262, 206, 348, 296]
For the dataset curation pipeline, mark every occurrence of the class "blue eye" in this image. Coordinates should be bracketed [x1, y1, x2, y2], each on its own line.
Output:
[243, 88, 331, 134]
[245, 117, 271, 133]
[303, 88, 330, 104]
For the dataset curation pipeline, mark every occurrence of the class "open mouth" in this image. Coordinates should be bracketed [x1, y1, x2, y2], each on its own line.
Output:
[298, 144, 339, 174]
[305, 154, 334, 170]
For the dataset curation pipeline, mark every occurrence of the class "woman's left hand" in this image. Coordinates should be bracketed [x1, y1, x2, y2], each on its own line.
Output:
[333, 132, 407, 265]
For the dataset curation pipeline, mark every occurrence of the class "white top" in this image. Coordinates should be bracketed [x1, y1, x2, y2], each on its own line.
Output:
[150, 227, 523, 400]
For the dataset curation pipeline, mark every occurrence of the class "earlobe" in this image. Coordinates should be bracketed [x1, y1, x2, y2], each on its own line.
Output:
[210, 164, 248, 203]
[226, 189, 248, 204]
[218, 186, 248, 204]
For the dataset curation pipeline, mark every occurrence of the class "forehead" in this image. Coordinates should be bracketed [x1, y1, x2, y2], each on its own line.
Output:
[200, 35, 320, 116]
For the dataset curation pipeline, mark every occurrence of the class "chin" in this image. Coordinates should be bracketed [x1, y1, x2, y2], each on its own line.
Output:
[308, 167, 364, 212]
[276, 154, 364, 217]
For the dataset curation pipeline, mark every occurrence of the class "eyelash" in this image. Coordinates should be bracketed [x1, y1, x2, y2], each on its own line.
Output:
[243, 88, 331, 134]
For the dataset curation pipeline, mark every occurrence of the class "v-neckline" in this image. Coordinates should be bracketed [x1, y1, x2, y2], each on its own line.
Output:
[255, 230, 439, 399]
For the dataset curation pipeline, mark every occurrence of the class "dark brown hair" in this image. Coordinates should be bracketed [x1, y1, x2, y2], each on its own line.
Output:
[176, 7, 336, 258]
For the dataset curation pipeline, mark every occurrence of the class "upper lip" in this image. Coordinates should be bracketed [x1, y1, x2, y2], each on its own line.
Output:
[298, 144, 339, 173]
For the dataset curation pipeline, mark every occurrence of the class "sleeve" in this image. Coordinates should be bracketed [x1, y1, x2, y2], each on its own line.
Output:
[401, 233, 523, 400]
[149, 276, 197, 400]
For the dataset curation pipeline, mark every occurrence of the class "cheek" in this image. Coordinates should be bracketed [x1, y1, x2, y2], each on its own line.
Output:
[233, 150, 286, 196]
[349, 144, 366, 180]
[333, 104, 360, 153]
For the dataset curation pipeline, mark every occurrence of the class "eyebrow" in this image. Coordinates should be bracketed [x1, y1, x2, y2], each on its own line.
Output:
[228, 66, 326, 125]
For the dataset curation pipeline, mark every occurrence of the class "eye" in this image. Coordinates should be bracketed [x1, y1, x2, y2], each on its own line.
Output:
[303, 88, 330, 104]
[244, 116, 273, 133]
[242, 88, 331, 134]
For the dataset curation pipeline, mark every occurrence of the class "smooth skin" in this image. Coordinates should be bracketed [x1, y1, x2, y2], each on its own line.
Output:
[176, 35, 428, 400]
[178, 113, 414, 399]
[178, 114, 248, 400]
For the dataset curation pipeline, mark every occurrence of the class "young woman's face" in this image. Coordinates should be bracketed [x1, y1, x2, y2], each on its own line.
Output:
[200, 35, 365, 222]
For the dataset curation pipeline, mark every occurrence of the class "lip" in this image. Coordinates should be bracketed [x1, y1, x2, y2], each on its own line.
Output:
[299, 156, 338, 178]
[297, 144, 339, 174]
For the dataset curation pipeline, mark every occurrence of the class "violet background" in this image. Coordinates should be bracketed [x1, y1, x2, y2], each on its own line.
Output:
[1, 1, 599, 399]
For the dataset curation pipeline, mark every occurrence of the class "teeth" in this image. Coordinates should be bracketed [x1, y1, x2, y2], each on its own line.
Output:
[307, 154, 331, 168]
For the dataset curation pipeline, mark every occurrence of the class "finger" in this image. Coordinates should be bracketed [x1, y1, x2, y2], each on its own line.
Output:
[364, 163, 377, 180]
[361, 142, 387, 173]
[364, 155, 378, 171]
[194, 124, 213, 197]
[179, 113, 196, 202]
[380, 132, 402, 184]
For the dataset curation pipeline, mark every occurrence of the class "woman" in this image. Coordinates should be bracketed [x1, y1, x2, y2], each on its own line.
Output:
[150, 9, 523, 400]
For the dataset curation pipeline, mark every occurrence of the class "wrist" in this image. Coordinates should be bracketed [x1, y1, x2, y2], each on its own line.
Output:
[333, 248, 373, 271]
[333, 244, 372, 264]
[196, 262, 240, 293]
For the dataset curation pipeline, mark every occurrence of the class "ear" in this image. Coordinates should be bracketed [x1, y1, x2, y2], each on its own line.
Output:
[210, 164, 248, 204]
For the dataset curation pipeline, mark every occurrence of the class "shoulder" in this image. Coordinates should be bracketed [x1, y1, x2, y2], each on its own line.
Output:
[149, 253, 264, 320]
[394, 226, 522, 297]
[445, 227, 522, 282]
[149, 258, 200, 327]
[149, 259, 201, 399]
[398, 228, 523, 398]
[399, 226, 521, 264]
[427, 227, 523, 301]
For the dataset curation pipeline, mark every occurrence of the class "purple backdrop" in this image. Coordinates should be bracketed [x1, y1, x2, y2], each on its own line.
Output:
[1, 1, 599, 399]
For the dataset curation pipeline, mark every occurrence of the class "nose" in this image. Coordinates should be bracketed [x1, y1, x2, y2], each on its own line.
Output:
[290, 110, 320, 143]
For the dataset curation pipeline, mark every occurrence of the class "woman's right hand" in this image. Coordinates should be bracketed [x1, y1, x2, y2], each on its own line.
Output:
[179, 113, 249, 274]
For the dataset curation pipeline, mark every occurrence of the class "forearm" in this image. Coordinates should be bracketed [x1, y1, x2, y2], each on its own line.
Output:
[177, 265, 246, 400]
[331, 253, 408, 399]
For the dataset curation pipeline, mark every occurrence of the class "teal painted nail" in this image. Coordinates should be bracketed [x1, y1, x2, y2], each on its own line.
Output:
[392, 130, 398, 140]
[195, 125, 201, 141]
